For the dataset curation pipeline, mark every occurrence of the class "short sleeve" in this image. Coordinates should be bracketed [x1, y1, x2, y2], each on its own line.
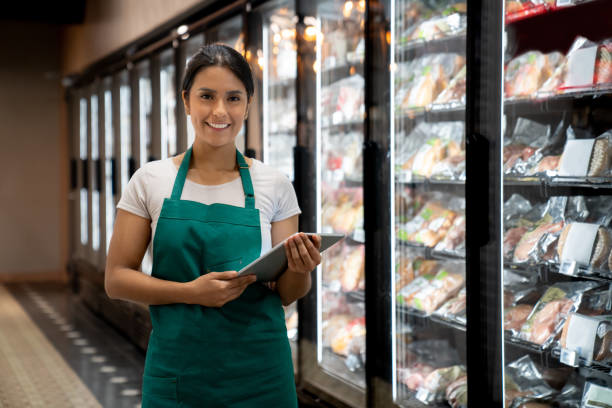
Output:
[272, 173, 301, 222]
[117, 167, 151, 219]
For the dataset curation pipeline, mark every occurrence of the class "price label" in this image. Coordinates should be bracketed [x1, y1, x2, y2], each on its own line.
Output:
[415, 388, 431, 403]
[556, 0, 573, 6]
[353, 229, 365, 243]
[560, 348, 579, 367]
[559, 261, 577, 277]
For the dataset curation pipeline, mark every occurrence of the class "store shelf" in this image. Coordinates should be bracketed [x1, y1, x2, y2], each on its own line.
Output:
[550, 347, 612, 375]
[321, 347, 366, 390]
[397, 240, 465, 261]
[504, 89, 612, 117]
[395, 176, 466, 194]
[396, 384, 446, 408]
[321, 119, 364, 132]
[505, 0, 603, 25]
[321, 63, 364, 85]
[397, 34, 466, 60]
[503, 175, 612, 198]
[396, 105, 464, 123]
[504, 261, 612, 284]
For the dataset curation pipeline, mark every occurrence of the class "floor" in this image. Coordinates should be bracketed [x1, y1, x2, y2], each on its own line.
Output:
[3, 282, 145, 408]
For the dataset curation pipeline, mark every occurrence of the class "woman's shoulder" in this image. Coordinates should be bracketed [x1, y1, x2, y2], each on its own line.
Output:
[131, 158, 176, 186]
[250, 158, 289, 180]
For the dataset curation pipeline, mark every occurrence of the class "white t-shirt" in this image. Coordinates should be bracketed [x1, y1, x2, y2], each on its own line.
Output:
[117, 157, 301, 275]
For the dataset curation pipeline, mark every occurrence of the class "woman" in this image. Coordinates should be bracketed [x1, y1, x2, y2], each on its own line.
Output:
[105, 43, 321, 407]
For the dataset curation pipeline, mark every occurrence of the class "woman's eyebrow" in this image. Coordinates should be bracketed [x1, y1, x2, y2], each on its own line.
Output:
[196, 88, 243, 95]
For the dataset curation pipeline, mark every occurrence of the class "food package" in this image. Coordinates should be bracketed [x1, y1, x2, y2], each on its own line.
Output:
[504, 118, 552, 175]
[321, 242, 365, 292]
[320, 75, 364, 126]
[397, 274, 436, 307]
[558, 36, 599, 92]
[445, 375, 467, 408]
[433, 65, 466, 107]
[504, 268, 539, 307]
[409, 265, 464, 314]
[559, 313, 612, 362]
[433, 287, 466, 324]
[505, 51, 564, 99]
[505, 304, 534, 333]
[396, 121, 465, 181]
[321, 187, 363, 234]
[558, 132, 612, 178]
[505, 355, 557, 408]
[506, 0, 555, 19]
[505, 226, 528, 259]
[595, 39, 612, 87]
[416, 365, 466, 404]
[396, 255, 439, 294]
[322, 314, 353, 348]
[397, 54, 465, 111]
[434, 215, 466, 254]
[513, 217, 564, 264]
[397, 363, 435, 391]
[403, 3, 467, 43]
[580, 382, 612, 408]
[398, 196, 464, 247]
[519, 281, 600, 347]
[557, 222, 611, 270]
[330, 316, 366, 357]
[323, 131, 363, 182]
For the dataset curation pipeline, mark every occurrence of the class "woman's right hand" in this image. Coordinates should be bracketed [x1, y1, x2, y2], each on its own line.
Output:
[186, 271, 256, 307]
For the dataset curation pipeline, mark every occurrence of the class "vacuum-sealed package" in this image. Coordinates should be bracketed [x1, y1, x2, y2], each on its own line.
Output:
[416, 365, 466, 404]
[505, 51, 564, 99]
[445, 375, 467, 408]
[557, 222, 611, 272]
[518, 281, 600, 347]
[581, 382, 612, 408]
[505, 355, 557, 408]
[409, 264, 464, 315]
[559, 313, 612, 363]
[557, 130, 612, 179]
[433, 287, 466, 324]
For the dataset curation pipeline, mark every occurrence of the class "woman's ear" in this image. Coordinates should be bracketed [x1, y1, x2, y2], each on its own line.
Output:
[244, 99, 251, 120]
[182, 90, 190, 115]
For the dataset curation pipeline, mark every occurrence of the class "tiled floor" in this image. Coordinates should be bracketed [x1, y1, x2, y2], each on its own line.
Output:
[4, 283, 145, 408]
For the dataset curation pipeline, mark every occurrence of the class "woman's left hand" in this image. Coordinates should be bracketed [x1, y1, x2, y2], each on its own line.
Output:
[285, 233, 322, 275]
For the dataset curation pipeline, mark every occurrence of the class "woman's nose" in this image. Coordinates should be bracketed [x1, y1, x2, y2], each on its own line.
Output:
[212, 99, 228, 117]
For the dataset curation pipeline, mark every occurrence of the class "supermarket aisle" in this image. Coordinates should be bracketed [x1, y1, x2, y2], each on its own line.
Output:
[0, 283, 144, 408]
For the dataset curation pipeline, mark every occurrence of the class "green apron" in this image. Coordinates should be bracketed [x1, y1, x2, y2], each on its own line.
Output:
[141, 147, 297, 408]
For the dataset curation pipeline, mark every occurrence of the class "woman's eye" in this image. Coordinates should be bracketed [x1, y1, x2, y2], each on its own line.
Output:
[228, 96, 240, 102]
[200, 94, 213, 100]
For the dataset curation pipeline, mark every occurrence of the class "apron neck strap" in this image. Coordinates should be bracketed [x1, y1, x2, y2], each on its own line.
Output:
[171, 146, 256, 209]
[236, 150, 255, 209]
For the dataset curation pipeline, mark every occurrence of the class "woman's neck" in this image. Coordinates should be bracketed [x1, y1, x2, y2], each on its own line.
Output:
[191, 141, 237, 173]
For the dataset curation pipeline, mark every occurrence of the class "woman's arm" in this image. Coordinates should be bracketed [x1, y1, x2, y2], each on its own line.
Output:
[272, 215, 322, 306]
[105, 209, 255, 306]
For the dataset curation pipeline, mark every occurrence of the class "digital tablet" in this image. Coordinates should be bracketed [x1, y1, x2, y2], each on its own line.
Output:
[237, 233, 345, 282]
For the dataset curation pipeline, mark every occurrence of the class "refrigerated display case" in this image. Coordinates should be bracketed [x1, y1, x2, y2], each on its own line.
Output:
[500, 1, 612, 407]
[391, 1, 468, 407]
[251, 0, 300, 373]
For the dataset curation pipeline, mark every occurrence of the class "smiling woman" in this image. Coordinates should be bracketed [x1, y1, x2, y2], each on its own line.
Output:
[104, 43, 322, 408]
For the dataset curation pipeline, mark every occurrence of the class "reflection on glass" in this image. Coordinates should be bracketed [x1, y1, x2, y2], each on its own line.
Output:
[392, 1, 467, 406]
[138, 61, 152, 164]
[91, 94, 100, 252]
[80, 97, 88, 245]
[316, 0, 365, 389]
[104, 88, 114, 252]
[120, 83, 131, 193]
[184, 34, 205, 147]
[262, 6, 296, 180]
[160, 50, 177, 159]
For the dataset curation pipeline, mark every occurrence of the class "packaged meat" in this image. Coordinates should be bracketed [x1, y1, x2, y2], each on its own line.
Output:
[557, 223, 611, 269]
[433, 65, 466, 107]
[559, 313, 612, 362]
[528, 155, 560, 175]
[505, 304, 534, 333]
[410, 266, 464, 314]
[595, 39, 612, 87]
[519, 281, 600, 347]
[445, 375, 467, 408]
[397, 274, 435, 306]
[403, 201, 459, 247]
[397, 363, 435, 391]
[416, 365, 466, 404]
[504, 226, 528, 259]
[402, 3, 466, 43]
[322, 314, 353, 348]
[330, 316, 366, 357]
[435, 215, 466, 254]
[433, 288, 466, 324]
[505, 51, 563, 99]
[322, 242, 364, 293]
[396, 256, 439, 294]
[505, 355, 557, 408]
[513, 218, 564, 264]
[558, 133, 611, 178]
[340, 245, 365, 292]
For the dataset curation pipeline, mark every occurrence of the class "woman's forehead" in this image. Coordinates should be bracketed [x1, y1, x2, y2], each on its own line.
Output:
[192, 66, 245, 92]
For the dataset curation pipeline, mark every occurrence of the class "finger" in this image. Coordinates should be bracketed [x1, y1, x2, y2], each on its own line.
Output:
[302, 234, 322, 264]
[227, 275, 256, 288]
[209, 271, 238, 280]
[312, 234, 322, 249]
[289, 238, 305, 269]
[285, 240, 297, 270]
[297, 234, 315, 268]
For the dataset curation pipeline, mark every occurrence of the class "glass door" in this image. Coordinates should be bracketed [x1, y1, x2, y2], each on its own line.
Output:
[252, 0, 299, 373]
[183, 33, 205, 148]
[501, 1, 612, 407]
[391, 1, 468, 406]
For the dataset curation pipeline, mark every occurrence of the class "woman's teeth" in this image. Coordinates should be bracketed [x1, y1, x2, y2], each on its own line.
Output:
[207, 123, 230, 129]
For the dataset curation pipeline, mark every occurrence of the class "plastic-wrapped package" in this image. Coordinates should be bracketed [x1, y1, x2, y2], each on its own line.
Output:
[321, 242, 364, 292]
[433, 65, 466, 108]
[409, 265, 464, 314]
[434, 215, 466, 255]
[505, 51, 564, 99]
[560, 313, 612, 363]
[580, 382, 612, 408]
[398, 199, 463, 247]
[403, 3, 467, 43]
[396, 254, 440, 294]
[557, 36, 599, 93]
[504, 118, 552, 175]
[396, 121, 465, 180]
[557, 130, 612, 179]
[595, 39, 612, 87]
[513, 216, 564, 264]
[505, 355, 557, 408]
[321, 187, 363, 235]
[518, 281, 600, 347]
[445, 375, 467, 408]
[433, 288, 466, 324]
[397, 362, 436, 391]
[416, 365, 466, 404]
[330, 316, 365, 357]
[320, 75, 364, 126]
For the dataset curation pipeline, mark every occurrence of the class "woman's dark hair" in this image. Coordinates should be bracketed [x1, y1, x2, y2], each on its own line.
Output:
[181, 43, 254, 99]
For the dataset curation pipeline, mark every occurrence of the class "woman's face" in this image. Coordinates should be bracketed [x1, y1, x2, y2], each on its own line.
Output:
[182, 65, 249, 149]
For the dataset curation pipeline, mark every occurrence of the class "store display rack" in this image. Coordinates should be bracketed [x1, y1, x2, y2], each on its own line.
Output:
[504, 261, 612, 284]
[321, 63, 364, 85]
[397, 34, 466, 61]
[398, 240, 465, 262]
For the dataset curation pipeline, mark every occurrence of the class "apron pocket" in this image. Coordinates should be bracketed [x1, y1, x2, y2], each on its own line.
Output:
[206, 257, 243, 273]
[142, 374, 178, 403]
